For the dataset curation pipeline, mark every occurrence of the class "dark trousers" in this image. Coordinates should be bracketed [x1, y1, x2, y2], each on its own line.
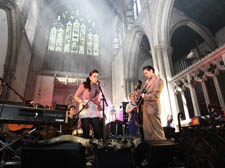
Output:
[128, 120, 137, 136]
[81, 117, 101, 139]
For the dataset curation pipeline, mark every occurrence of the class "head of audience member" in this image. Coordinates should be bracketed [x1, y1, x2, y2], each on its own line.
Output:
[68, 105, 76, 119]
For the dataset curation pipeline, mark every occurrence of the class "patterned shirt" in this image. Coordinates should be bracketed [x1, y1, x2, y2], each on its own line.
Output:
[75, 83, 101, 118]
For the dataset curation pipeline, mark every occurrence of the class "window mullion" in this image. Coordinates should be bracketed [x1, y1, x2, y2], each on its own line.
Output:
[70, 20, 74, 53]
[92, 33, 94, 56]
[62, 23, 67, 52]
[78, 21, 81, 54]
[54, 28, 59, 51]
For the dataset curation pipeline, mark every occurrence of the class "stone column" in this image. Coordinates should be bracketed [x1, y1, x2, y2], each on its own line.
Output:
[124, 79, 129, 99]
[153, 45, 174, 125]
[180, 91, 190, 120]
[222, 53, 225, 64]
[1, 65, 15, 100]
[130, 79, 135, 93]
[201, 82, 211, 107]
[187, 77, 201, 116]
[144, 0, 159, 72]
[213, 76, 225, 109]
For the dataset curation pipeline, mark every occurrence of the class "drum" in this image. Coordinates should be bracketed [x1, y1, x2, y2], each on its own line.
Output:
[106, 120, 124, 137]
[72, 128, 83, 136]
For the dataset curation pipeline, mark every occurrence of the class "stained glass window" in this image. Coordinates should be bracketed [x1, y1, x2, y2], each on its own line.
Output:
[55, 27, 64, 52]
[48, 26, 57, 50]
[71, 19, 80, 53]
[87, 32, 93, 55]
[79, 24, 86, 54]
[47, 10, 99, 56]
[133, 0, 142, 20]
[93, 33, 99, 56]
[64, 21, 72, 52]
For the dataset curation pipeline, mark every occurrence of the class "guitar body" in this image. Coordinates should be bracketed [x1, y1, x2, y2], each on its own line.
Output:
[8, 124, 33, 132]
[78, 101, 101, 116]
[78, 103, 88, 116]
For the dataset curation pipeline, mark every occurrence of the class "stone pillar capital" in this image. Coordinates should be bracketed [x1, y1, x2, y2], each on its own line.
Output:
[154, 44, 172, 51]
[153, 44, 173, 57]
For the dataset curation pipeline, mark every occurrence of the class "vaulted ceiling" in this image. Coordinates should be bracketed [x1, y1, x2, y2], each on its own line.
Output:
[174, 0, 225, 35]
[172, 0, 225, 61]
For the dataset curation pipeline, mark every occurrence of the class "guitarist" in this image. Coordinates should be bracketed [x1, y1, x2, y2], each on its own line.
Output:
[126, 93, 138, 136]
[74, 69, 102, 139]
[142, 65, 165, 140]
[134, 80, 143, 126]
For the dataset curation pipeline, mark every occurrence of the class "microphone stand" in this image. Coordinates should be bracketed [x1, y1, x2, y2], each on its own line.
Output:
[0, 77, 24, 101]
[98, 81, 108, 140]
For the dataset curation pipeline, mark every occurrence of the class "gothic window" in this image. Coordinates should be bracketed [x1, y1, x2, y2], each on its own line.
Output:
[48, 10, 99, 56]
[15, 0, 25, 11]
[93, 33, 99, 56]
[133, 0, 142, 20]
[79, 23, 86, 54]
[87, 32, 93, 55]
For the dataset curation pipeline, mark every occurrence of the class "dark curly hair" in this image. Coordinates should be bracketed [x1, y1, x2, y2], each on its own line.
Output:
[143, 65, 155, 73]
[83, 69, 99, 91]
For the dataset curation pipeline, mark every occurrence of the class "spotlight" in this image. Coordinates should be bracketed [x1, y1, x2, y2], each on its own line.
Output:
[191, 116, 200, 126]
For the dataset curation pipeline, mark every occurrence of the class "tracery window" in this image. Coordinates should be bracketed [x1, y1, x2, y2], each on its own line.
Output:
[48, 10, 99, 56]
[133, 0, 142, 20]
[15, 0, 25, 11]
[113, 26, 121, 55]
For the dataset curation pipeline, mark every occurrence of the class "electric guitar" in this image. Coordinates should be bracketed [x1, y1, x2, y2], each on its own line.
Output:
[134, 86, 146, 126]
[8, 124, 33, 132]
[73, 99, 102, 124]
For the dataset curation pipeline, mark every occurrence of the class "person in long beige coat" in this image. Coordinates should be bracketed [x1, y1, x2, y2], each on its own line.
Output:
[142, 65, 165, 140]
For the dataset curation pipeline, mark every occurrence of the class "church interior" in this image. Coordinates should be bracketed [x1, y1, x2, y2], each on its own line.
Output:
[0, 0, 225, 167]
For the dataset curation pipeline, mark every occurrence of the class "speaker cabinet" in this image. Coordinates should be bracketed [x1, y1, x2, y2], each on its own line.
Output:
[95, 148, 134, 168]
[134, 140, 176, 168]
[21, 142, 86, 168]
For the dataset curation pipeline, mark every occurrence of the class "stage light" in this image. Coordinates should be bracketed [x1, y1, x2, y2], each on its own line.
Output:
[191, 116, 200, 126]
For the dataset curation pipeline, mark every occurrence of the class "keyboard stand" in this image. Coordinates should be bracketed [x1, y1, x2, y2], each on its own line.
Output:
[0, 127, 38, 167]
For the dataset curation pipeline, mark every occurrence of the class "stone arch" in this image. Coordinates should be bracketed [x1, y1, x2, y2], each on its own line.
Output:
[0, 0, 20, 99]
[124, 25, 151, 95]
[170, 19, 217, 51]
[148, 0, 179, 126]
[152, 0, 175, 46]
[0, 1, 19, 71]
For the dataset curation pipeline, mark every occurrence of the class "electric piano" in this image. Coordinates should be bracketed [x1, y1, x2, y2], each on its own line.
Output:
[0, 103, 66, 125]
